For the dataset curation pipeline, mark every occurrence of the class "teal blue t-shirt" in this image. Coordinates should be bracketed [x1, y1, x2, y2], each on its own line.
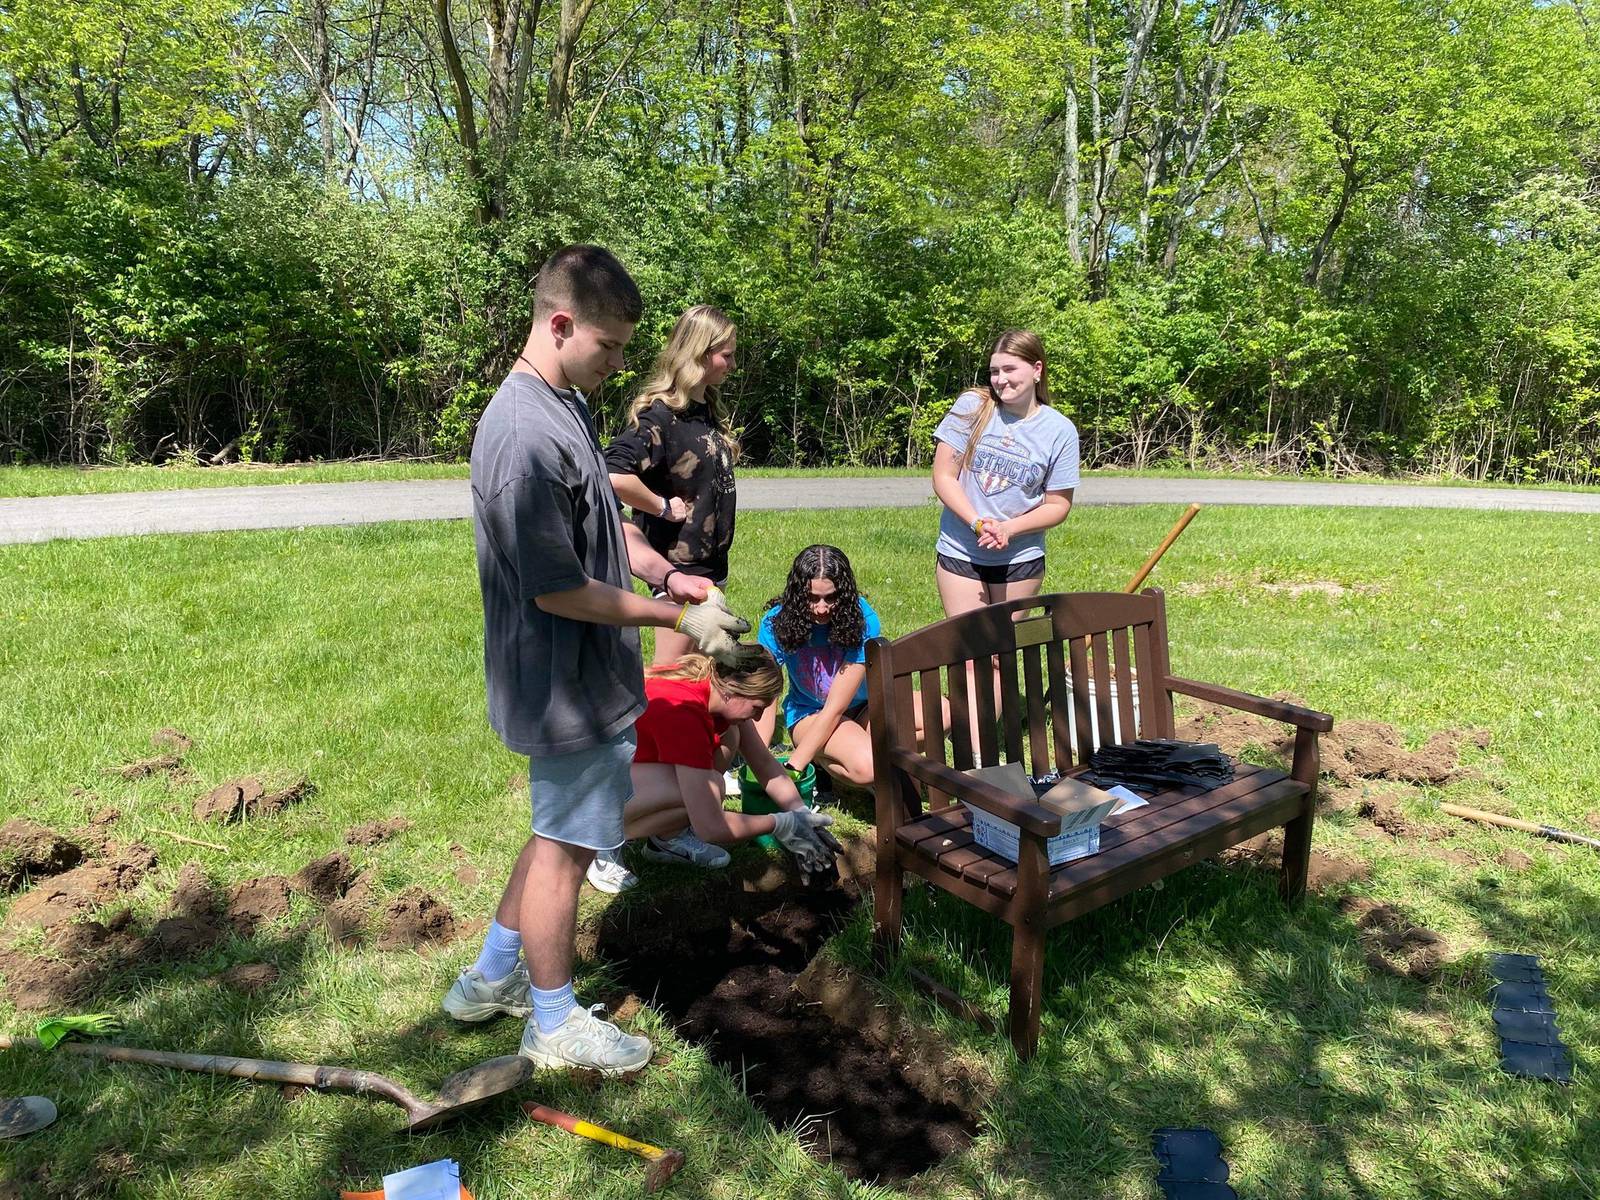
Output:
[757, 598, 882, 731]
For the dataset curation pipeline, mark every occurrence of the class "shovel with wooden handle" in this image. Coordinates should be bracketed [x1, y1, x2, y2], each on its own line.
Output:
[1440, 803, 1600, 851]
[0, 1036, 529, 1132]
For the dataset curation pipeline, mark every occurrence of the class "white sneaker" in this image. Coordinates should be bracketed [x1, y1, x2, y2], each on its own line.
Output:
[441, 964, 532, 1021]
[520, 1003, 652, 1076]
[641, 829, 731, 869]
[585, 849, 638, 894]
[723, 769, 741, 796]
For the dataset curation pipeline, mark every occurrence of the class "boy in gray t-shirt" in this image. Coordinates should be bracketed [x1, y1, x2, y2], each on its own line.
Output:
[441, 246, 747, 1077]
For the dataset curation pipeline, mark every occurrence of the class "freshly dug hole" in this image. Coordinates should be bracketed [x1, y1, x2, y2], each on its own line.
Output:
[595, 882, 978, 1182]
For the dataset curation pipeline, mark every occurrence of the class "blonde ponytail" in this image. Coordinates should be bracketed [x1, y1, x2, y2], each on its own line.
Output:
[646, 645, 783, 703]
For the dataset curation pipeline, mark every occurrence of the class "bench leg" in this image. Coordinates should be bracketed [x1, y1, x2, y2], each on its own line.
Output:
[1280, 727, 1320, 905]
[1008, 921, 1044, 1059]
[873, 848, 904, 969]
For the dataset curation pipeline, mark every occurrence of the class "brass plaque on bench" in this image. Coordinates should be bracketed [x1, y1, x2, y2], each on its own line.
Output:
[1013, 614, 1054, 648]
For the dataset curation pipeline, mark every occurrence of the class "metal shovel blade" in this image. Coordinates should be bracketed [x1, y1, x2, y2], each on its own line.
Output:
[405, 1055, 531, 1132]
[0, 1096, 58, 1139]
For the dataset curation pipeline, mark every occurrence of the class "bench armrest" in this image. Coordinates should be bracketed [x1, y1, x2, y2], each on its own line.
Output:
[1164, 676, 1332, 732]
[888, 747, 1063, 838]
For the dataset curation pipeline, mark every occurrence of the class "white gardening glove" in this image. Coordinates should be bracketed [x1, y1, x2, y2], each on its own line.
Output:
[676, 601, 750, 664]
[770, 809, 838, 875]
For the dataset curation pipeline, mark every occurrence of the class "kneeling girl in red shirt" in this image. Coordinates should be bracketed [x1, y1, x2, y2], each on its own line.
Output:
[615, 645, 837, 888]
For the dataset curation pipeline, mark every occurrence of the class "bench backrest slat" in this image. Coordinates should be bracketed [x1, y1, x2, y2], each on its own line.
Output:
[867, 591, 1171, 786]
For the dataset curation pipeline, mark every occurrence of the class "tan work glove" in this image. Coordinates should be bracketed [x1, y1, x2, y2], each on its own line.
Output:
[676, 601, 750, 663]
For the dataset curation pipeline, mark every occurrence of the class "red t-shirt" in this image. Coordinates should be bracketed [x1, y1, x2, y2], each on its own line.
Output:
[634, 676, 731, 770]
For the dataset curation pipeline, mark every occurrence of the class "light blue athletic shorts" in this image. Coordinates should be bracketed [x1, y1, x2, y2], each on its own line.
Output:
[528, 727, 637, 851]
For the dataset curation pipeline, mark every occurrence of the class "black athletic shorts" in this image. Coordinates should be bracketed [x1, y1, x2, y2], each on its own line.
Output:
[936, 553, 1045, 585]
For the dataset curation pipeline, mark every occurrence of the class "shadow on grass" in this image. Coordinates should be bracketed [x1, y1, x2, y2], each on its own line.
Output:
[832, 852, 1596, 1200]
[6, 845, 1593, 1199]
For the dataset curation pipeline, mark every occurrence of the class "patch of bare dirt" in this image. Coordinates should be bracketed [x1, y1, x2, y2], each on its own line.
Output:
[795, 958, 996, 1113]
[1174, 700, 1491, 789]
[376, 888, 458, 950]
[291, 852, 355, 903]
[3, 843, 156, 935]
[447, 843, 483, 887]
[225, 875, 293, 934]
[343, 816, 410, 846]
[1341, 898, 1448, 981]
[193, 776, 313, 823]
[1497, 849, 1534, 870]
[1215, 831, 1371, 893]
[145, 862, 228, 956]
[1357, 794, 1445, 840]
[0, 819, 85, 891]
[216, 962, 279, 992]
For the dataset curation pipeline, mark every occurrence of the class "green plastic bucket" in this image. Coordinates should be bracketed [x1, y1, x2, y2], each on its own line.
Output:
[737, 756, 817, 847]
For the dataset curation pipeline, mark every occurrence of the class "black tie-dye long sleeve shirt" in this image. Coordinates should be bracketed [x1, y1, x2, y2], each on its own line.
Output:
[604, 398, 737, 583]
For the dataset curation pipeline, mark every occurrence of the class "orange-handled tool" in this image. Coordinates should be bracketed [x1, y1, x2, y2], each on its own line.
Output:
[523, 1101, 686, 1191]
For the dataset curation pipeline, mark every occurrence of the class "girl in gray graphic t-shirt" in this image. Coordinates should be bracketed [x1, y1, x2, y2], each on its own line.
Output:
[930, 328, 1079, 617]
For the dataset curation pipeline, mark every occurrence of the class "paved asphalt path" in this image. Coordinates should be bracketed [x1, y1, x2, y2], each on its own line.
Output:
[2, 475, 1598, 545]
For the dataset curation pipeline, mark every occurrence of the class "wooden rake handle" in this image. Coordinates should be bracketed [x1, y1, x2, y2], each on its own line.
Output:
[1125, 503, 1201, 593]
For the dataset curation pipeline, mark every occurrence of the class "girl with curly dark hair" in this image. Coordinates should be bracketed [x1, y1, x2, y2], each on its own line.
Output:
[752, 545, 885, 787]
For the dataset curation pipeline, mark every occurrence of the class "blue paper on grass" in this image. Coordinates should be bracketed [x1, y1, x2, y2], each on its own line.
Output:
[383, 1158, 460, 1200]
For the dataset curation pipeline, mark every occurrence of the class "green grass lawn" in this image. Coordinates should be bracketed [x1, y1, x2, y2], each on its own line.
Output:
[5, 459, 1599, 498]
[1, 504, 1596, 1198]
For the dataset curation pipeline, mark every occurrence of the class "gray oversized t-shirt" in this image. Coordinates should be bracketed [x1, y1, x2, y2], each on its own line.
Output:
[471, 370, 645, 757]
[933, 391, 1080, 565]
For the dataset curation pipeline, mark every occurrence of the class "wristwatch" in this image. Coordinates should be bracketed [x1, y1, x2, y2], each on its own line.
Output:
[658, 494, 672, 518]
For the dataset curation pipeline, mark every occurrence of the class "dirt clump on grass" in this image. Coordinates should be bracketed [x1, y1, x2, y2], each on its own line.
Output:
[1341, 898, 1448, 981]
[0, 819, 85, 891]
[216, 962, 280, 992]
[1357, 794, 1446, 840]
[344, 816, 410, 846]
[376, 888, 458, 950]
[151, 728, 194, 754]
[324, 873, 375, 946]
[225, 875, 293, 934]
[597, 880, 978, 1182]
[291, 852, 355, 903]
[1497, 849, 1534, 870]
[194, 776, 313, 823]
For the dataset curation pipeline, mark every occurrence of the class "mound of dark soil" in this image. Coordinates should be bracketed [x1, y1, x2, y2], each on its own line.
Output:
[597, 883, 979, 1182]
[344, 817, 410, 846]
[226, 875, 293, 934]
[376, 888, 457, 950]
[1341, 897, 1447, 981]
[291, 852, 355, 903]
[3, 843, 156, 935]
[0, 819, 84, 891]
[324, 873, 375, 946]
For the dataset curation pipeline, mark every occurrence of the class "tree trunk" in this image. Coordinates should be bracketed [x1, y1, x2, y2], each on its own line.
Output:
[309, 0, 337, 176]
[1063, 0, 1082, 264]
[547, 0, 600, 146]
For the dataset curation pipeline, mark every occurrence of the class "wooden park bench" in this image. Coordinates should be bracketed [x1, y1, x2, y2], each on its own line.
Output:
[864, 589, 1331, 1059]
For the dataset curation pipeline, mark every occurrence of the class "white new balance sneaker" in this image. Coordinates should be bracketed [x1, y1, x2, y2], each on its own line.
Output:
[520, 1003, 652, 1076]
[441, 964, 532, 1021]
[640, 829, 731, 869]
[585, 848, 638, 894]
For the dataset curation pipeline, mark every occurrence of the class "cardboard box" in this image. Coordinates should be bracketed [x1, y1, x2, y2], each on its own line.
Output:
[963, 762, 1120, 867]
